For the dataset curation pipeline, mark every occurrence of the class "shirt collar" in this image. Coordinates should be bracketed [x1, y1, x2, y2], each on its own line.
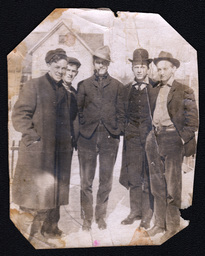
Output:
[132, 75, 149, 86]
[62, 81, 72, 92]
[94, 70, 109, 81]
[46, 73, 62, 90]
[166, 76, 174, 87]
[158, 76, 174, 88]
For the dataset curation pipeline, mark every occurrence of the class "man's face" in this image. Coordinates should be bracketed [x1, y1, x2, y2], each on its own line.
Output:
[63, 64, 78, 83]
[156, 60, 176, 84]
[47, 59, 67, 82]
[94, 57, 109, 76]
[132, 64, 148, 82]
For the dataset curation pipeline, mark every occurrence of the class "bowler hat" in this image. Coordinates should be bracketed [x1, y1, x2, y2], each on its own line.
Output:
[129, 48, 152, 65]
[93, 46, 111, 62]
[67, 57, 81, 68]
[45, 48, 67, 63]
[153, 51, 180, 68]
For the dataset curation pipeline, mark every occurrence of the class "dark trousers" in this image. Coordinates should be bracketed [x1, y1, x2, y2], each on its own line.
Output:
[40, 207, 60, 232]
[145, 129, 183, 231]
[124, 124, 153, 222]
[78, 124, 119, 221]
[20, 206, 60, 239]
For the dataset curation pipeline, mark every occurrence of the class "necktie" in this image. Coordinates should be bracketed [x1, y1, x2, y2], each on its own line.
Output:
[133, 82, 147, 90]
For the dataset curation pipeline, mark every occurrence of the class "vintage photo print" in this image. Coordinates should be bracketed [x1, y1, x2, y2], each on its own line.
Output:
[8, 8, 199, 249]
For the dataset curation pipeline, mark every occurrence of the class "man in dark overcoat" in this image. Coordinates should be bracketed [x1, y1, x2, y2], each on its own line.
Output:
[119, 48, 154, 229]
[77, 46, 125, 231]
[145, 51, 198, 241]
[12, 48, 78, 240]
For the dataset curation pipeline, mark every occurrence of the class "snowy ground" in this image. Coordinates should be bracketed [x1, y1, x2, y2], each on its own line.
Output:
[9, 109, 195, 248]
[10, 138, 194, 248]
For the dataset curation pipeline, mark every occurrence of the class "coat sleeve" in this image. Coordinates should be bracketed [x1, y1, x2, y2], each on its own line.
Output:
[70, 87, 78, 122]
[12, 81, 41, 146]
[179, 86, 199, 143]
[70, 87, 79, 148]
[116, 82, 126, 134]
[76, 81, 86, 125]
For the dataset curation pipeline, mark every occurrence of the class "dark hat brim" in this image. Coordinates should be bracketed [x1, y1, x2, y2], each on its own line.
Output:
[93, 54, 111, 62]
[153, 57, 180, 68]
[128, 58, 153, 65]
[45, 48, 67, 63]
[67, 57, 81, 68]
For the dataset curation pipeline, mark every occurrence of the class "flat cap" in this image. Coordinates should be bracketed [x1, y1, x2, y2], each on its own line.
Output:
[45, 48, 67, 63]
[67, 57, 81, 68]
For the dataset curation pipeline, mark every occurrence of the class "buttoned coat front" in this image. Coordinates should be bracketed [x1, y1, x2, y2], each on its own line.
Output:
[12, 74, 75, 210]
[120, 80, 155, 189]
[77, 74, 125, 138]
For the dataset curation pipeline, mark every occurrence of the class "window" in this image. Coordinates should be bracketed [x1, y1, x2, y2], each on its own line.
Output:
[59, 35, 67, 44]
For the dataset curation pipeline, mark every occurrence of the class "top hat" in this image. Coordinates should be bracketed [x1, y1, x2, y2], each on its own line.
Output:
[153, 51, 180, 68]
[67, 57, 81, 68]
[129, 48, 153, 65]
[93, 46, 111, 62]
[45, 48, 67, 63]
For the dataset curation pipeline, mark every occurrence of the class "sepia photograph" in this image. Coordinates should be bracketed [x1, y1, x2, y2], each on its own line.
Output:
[7, 8, 199, 249]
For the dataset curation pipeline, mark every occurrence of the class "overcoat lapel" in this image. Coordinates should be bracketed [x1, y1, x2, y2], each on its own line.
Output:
[92, 76, 99, 88]
[91, 74, 111, 88]
[102, 75, 111, 88]
[167, 80, 177, 105]
[124, 83, 132, 112]
[58, 86, 67, 104]
[150, 86, 160, 116]
[44, 74, 59, 108]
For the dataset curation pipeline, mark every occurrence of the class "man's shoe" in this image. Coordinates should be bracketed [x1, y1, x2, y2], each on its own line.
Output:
[160, 229, 179, 243]
[41, 228, 63, 239]
[139, 220, 150, 230]
[96, 218, 107, 230]
[82, 220, 92, 231]
[121, 215, 141, 225]
[52, 226, 63, 236]
[146, 225, 165, 237]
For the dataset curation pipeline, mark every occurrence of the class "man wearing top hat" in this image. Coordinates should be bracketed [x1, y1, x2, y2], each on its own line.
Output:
[120, 48, 155, 229]
[12, 48, 79, 240]
[145, 51, 198, 240]
[77, 45, 125, 231]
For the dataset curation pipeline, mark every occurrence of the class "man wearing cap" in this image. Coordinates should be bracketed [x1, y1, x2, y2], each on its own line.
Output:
[12, 48, 76, 240]
[77, 45, 125, 231]
[145, 51, 198, 240]
[63, 57, 81, 150]
[119, 48, 155, 229]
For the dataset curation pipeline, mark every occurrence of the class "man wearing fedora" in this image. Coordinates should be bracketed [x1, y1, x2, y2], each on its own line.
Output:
[77, 45, 124, 231]
[145, 51, 198, 240]
[120, 48, 155, 229]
